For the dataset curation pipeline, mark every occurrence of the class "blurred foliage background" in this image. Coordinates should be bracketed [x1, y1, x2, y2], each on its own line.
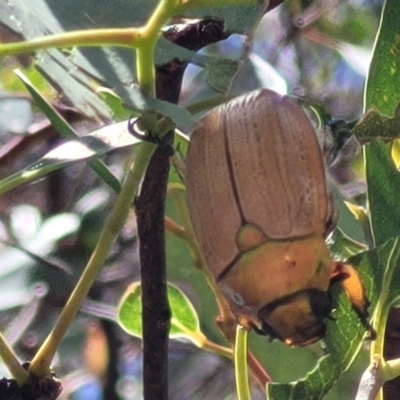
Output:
[0, 1, 387, 399]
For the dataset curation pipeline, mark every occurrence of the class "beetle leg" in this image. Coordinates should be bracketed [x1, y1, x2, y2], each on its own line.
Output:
[330, 261, 376, 339]
[330, 262, 368, 315]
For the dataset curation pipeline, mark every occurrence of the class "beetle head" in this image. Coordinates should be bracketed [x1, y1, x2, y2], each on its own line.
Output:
[257, 289, 332, 346]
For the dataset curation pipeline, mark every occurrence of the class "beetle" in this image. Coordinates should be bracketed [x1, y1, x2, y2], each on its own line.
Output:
[185, 89, 368, 346]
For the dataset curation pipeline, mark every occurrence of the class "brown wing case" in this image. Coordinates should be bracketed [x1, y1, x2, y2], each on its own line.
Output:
[185, 89, 329, 278]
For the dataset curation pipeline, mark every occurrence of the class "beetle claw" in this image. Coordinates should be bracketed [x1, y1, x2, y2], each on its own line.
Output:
[249, 321, 269, 336]
[364, 327, 377, 341]
[330, 262, 369, 317]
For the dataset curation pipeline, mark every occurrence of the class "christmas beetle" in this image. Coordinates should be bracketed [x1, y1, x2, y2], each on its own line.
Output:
[185, 89, 368, 346]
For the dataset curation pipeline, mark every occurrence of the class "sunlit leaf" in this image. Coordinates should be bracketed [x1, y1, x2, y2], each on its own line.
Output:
[343, 201, 367, 223]
[350, 0, 400, 172]
[365, 141, 400, 247]
[391, 138, 400, 169]
[98, 88, 134, 121]
[0, 121, 140, 196]
[365, 0, 400, 115]
[118, 282, 206, 347]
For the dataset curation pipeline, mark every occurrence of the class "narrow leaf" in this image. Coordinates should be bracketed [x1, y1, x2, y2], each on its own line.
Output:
[0, 121, 140, 196]
[15, 69, 122, 193]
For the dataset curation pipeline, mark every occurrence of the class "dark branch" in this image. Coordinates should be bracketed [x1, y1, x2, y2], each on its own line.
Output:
[136, 17, 227, 400]
[136, 137, 172, 400]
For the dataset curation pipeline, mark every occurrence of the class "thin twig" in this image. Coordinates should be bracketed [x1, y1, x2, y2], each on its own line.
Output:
[0, 332, 28, 384]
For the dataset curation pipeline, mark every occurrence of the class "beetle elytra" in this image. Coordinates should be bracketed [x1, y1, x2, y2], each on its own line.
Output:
[185, 89, 368, 346]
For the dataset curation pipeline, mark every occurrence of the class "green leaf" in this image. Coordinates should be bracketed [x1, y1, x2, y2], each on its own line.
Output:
[372, 238, 400, 321]
[119, 88, 195, 132]
[118, 282, 206, 347]
[365, 141, 400, 247]
[362, 0, 400, 248]
[98, 88, 135, 121]
[365, 0, 400, 115]
[204, 57, 241, 94]
[0, 121, 140, 196]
